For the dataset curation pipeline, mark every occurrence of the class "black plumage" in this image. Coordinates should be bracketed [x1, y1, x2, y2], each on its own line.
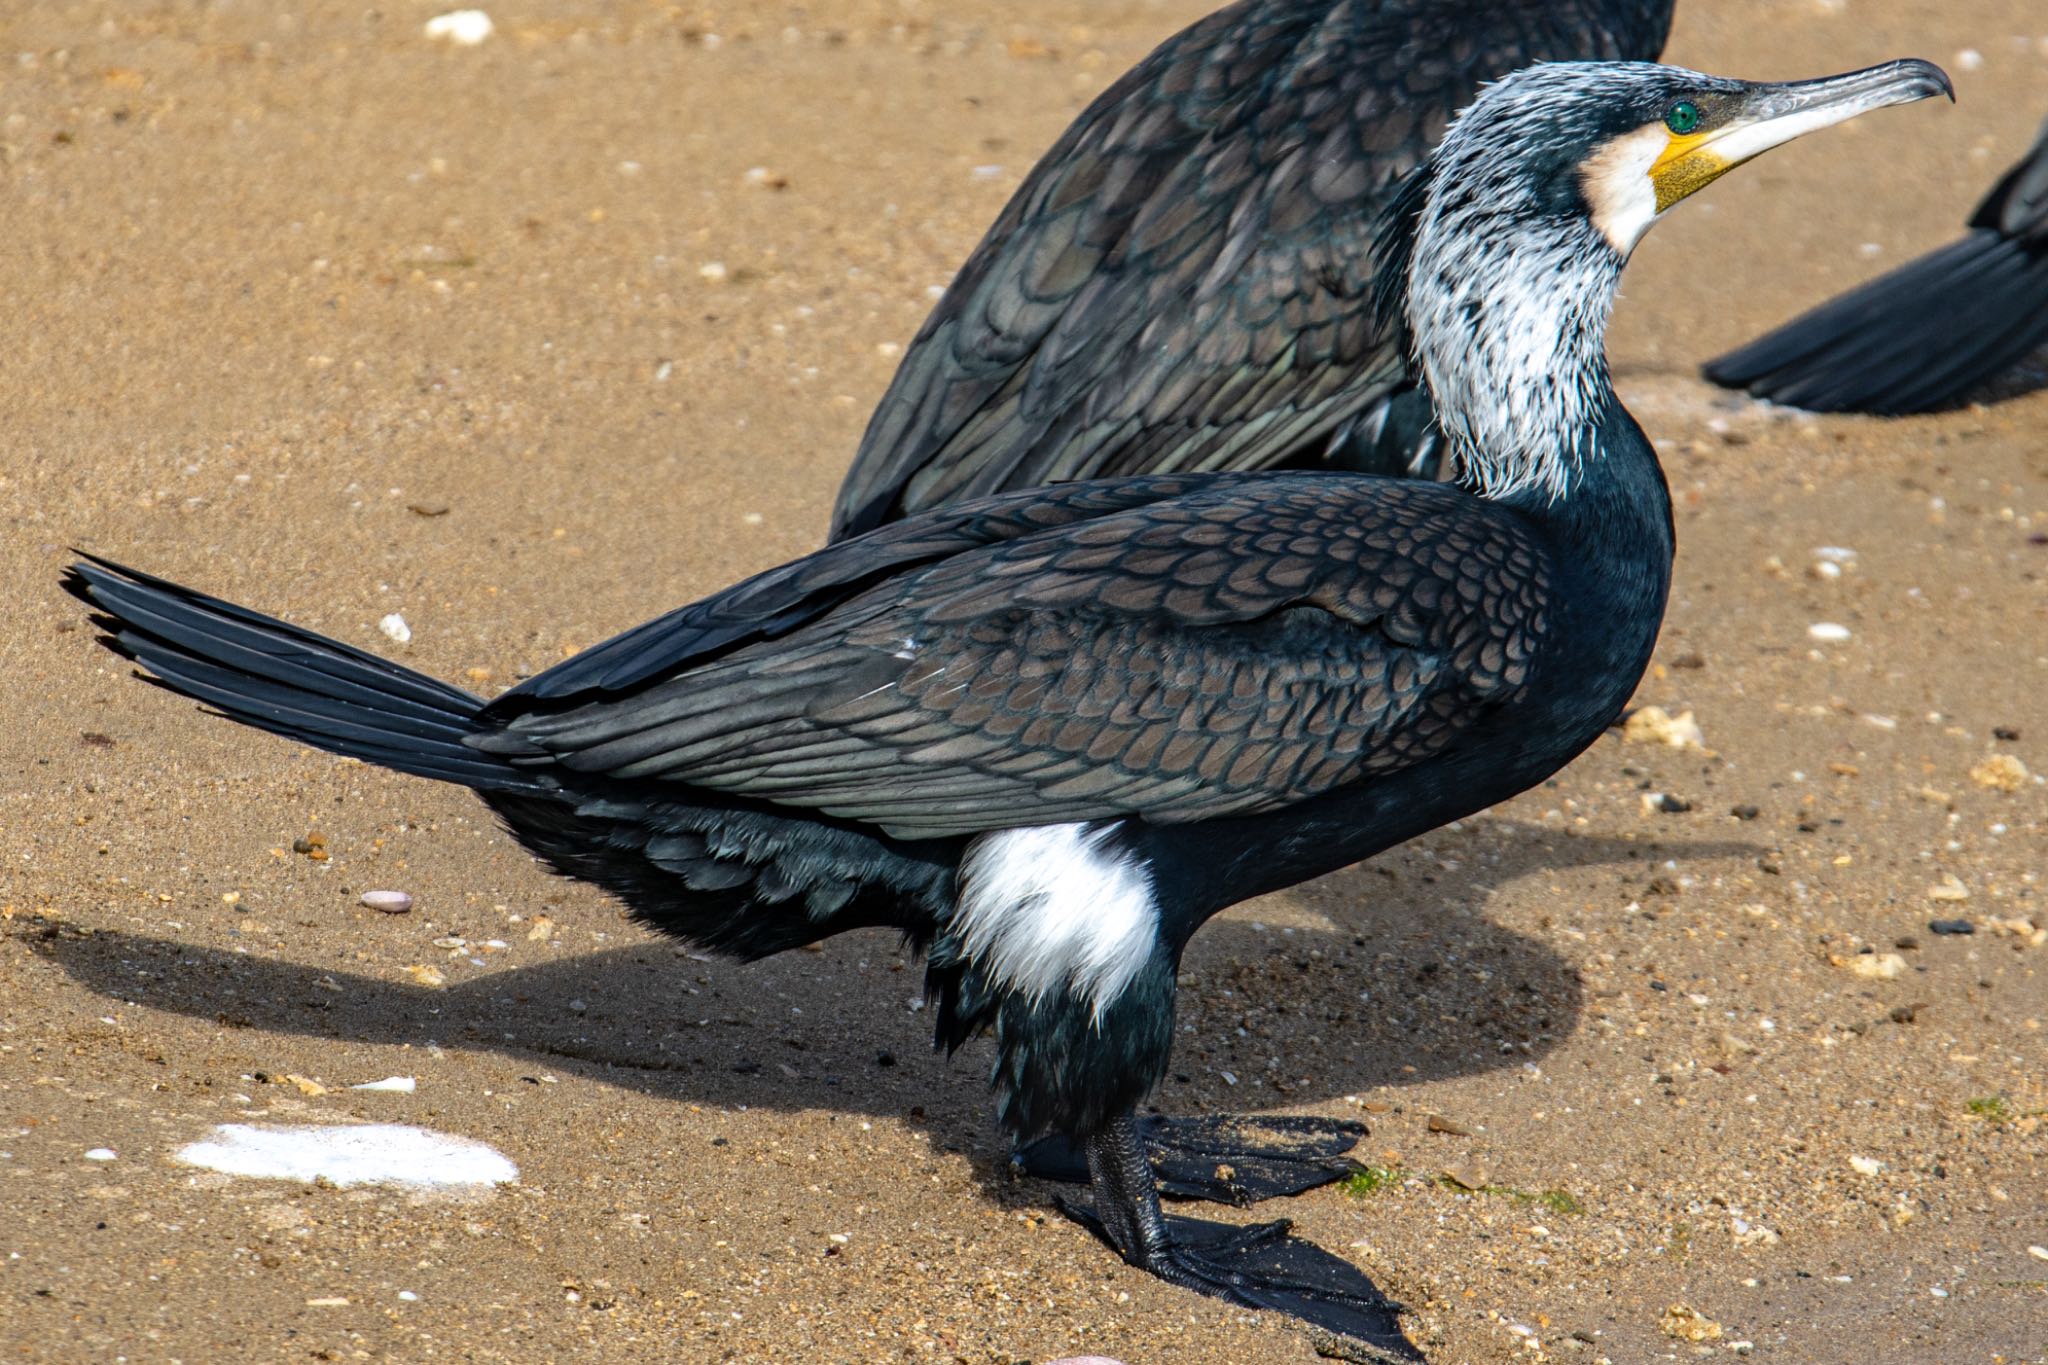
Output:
[66, 56, 1951, 1354]
[828, 0, 1677, 540]
[1704, 113, 2048, 414]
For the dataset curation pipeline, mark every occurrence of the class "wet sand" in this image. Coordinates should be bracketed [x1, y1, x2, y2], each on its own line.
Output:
[3, 2, 2044, 1361]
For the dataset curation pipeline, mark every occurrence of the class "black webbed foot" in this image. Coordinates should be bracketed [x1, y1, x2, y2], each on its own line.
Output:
[1060, 1114, 1421, 1361]
[1015, 1112, 1366, 1205]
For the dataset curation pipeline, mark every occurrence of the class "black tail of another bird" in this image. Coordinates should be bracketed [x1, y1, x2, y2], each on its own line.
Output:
[64, 555, 552, 795]
[1703, 229, 2048, 414]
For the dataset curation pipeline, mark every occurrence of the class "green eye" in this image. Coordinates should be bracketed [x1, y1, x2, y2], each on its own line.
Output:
[1665, 101, 1701, 135]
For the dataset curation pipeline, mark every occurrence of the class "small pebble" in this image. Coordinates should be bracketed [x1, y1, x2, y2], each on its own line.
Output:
[378, 613, 412, 645]
[1928, 920, 1974, 936]
[1660, 1304, 1722, 1343]
[2028, 1246, 2048, 1262]
[360, 890, 414, 914]
[1622, 705, 1705, 750]
[1985, 917, 2047, 948]
[1808, 622, 1852, 643]
[350, 1076, 417, 1094]
[84, 1148, 117, 1162]
[1969, 754, 2029, 792]
[1849, 1155, 1883, 1177]
[1847, 952, 1907, 981]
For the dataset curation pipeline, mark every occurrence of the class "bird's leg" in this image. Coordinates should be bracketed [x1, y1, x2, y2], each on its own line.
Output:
[1015, 1111, 1366, 1205]
[1058, 1112, 1420, 1360]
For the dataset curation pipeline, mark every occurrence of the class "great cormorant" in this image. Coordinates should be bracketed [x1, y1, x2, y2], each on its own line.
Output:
[66, 57, 1948, 1355]
[829, 0, 1679, 541]
[1705, 111, 2048, 413]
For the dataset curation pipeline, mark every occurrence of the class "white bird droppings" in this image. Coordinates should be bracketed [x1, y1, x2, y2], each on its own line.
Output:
[424, 10, 494, 45]
[176, 1123, 516, 1189]
[378, 613, 412, 644]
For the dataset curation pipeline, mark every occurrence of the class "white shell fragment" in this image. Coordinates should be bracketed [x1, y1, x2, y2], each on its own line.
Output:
[424, 10, 494, 45]
[360, 890, 414, 914]
[1808, 622, 1852, 643]
[176, 1123, 516, 1189]
[349, 1076, 418, 1094]
[378, 613, 413, 644]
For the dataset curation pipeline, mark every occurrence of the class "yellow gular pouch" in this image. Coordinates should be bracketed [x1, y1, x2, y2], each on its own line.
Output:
[1649, 128, 1735, 213]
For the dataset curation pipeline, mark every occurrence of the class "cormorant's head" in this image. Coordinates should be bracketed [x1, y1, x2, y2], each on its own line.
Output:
[1394, 58, 1950, 502]
[1458, 59, 1955, 257]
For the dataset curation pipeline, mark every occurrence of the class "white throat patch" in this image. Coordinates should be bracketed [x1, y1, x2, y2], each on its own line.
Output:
[955, 823, 1158, 1017]
[1580, 123, 1668, 256]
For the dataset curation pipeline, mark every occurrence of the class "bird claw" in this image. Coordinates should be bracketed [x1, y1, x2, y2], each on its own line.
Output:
[1016, 1113, 1367, 1205]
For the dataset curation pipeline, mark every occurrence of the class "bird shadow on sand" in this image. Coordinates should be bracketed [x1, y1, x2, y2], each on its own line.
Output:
[24, 818, 1761, 1168]
[1968, 349, 2048, 407]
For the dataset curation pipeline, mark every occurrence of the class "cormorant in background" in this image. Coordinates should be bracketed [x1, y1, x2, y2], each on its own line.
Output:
[829, 0, 1679, 540]
[67, 57, 1948, 1354]
[1705, 112, 2048, 413]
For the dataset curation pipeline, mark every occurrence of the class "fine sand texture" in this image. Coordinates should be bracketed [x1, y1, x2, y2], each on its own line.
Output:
[3, 2, 2044, 1361]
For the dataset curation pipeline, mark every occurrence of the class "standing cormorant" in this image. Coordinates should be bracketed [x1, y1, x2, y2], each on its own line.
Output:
[829, 0, 1679, 541]
[1705, 111, 2048, 413]
[66, 58, 1948, 1353]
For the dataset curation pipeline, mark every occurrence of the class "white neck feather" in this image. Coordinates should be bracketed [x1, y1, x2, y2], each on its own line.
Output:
[1403, 73, 1637, 503]
[1407, 200, 1622, 502]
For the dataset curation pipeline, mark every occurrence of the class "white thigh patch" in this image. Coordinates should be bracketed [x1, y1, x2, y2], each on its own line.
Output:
[955, 823, 1158, 1015]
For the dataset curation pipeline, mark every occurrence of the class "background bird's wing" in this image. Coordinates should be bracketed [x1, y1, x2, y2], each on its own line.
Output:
[1704, 112, 2048, 414]
[487, 478, 1552, 840]
[1969, 113, 2048, 244]
[828, 0, 1674, 539]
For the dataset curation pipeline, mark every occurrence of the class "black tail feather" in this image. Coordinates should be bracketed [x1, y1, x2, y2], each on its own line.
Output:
[1703, 229, 2048, 415]
[64, 554, 551, 795]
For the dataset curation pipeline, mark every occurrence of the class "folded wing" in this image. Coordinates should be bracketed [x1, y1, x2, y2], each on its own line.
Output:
[484, 478, 1552, 840]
